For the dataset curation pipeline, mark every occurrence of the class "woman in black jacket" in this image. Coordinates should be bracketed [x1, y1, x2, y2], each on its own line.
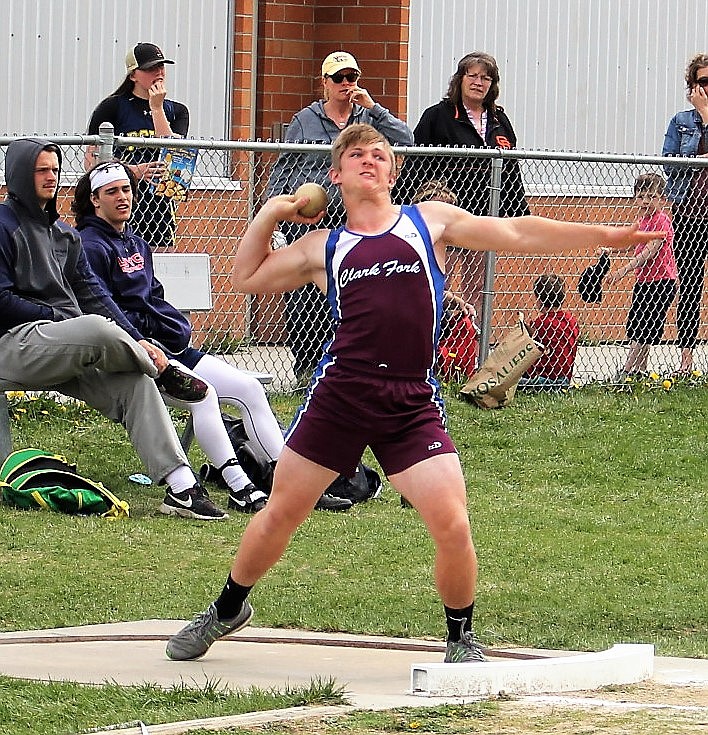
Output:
[410, 51, 529, 216]
[401, 52, 530, 312]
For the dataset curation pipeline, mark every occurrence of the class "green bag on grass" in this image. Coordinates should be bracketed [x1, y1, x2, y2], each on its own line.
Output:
[0, 448, 129, 518]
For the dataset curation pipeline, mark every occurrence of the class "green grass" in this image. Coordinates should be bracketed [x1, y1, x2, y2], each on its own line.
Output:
[0, 385, 706, 733]
[1, 386, 706, 655]
[0, 675, 346, 735]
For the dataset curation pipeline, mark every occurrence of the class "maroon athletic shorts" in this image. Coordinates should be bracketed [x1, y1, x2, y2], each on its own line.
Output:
[285, 365, 456, 477]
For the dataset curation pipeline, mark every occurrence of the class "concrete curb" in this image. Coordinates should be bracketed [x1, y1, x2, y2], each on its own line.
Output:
[411, 643, 655, 697]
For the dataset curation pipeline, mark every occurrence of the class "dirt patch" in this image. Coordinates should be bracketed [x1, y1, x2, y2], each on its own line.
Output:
[162, 672, 707, 735]
[555, 679, 708, 707]
[220, 683, 708, 735]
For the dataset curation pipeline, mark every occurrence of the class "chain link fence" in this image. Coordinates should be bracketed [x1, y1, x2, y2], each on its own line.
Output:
[2, 132, 706, 392]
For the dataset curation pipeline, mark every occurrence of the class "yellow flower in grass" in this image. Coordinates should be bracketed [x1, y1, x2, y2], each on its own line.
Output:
[649, 372, 660, 381]
[662, 379, 672, 391]
[5, 390, 26, 400]
[408, 722, 421, 730]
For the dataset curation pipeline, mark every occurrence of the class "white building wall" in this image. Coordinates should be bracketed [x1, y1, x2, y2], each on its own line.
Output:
[0, 0, 231, 139]
[409, 0, 706, 155]
[2, 0, 705, 160]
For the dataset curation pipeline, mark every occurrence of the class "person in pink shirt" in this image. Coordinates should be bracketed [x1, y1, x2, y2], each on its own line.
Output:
[604, 173, 678, 377]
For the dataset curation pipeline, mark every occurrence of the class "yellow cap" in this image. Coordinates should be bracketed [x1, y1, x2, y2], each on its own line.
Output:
[321, 51, 361, 77]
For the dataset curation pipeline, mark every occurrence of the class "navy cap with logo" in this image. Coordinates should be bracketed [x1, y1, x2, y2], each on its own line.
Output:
[125, 43, 175, 73]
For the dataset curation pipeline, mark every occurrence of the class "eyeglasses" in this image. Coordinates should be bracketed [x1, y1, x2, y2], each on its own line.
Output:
[696, 77, 708, 87]
[465, 73, 493, 83]
[327, 71, 359, 84]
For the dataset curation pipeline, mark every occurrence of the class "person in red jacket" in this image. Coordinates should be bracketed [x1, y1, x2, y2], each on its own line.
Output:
[520, 274, 579, 390]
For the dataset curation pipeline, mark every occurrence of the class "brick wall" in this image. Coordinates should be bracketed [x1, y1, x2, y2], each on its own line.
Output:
[232, 0, 257, 141]
[254, 0, 411, 141]
[233, 0, 412, 342]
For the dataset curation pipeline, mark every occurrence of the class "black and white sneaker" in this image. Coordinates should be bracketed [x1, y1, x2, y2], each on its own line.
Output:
[227, 483, 268, 513]
[156, 364, 209, 402]
[160, 484, 229, 520]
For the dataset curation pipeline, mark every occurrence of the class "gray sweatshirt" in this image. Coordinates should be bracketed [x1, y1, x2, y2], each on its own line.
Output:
[266, 100, 414, 212]
[0, 137, 143, 341]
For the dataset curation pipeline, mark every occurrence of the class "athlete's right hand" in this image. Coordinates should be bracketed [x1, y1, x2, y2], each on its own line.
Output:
[265, 194, 326, 225]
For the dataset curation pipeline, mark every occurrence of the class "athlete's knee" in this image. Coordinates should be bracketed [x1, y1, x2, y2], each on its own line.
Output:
[430, 509, 473, 549]
[259, 494, 312, 534]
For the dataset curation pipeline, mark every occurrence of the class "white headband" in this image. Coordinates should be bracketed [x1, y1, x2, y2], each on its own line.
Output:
[90, 164, 128, 193]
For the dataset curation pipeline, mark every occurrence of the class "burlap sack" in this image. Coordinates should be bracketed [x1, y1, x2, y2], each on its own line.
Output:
[460, 316, 543, 409]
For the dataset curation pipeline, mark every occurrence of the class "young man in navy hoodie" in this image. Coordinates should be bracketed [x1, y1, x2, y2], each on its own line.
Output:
[0, 138, 226, 520]
[73, 160, 353, 514]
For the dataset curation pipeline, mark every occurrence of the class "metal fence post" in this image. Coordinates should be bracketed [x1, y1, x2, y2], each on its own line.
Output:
[477, 156, 503, 363]
[97, 122, 115, 163]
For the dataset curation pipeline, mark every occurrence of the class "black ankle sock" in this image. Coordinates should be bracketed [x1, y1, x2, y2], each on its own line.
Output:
[444, 602, 474, 642]
[214, 575, 252, 620]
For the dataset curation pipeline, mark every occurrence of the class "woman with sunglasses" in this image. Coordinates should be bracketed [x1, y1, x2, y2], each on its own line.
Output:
[662, 53, 708, 374]
[266, 51, 413, 385]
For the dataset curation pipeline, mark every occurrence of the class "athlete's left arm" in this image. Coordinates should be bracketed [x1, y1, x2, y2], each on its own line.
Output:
[418, 201, 664, 256]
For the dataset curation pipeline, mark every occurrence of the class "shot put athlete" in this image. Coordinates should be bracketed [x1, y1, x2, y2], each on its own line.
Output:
[166, 124, 662, 664]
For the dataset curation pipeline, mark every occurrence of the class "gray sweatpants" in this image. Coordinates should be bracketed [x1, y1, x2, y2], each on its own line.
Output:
[0, 315, 190, 483]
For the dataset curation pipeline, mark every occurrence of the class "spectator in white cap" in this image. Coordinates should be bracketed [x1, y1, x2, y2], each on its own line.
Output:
[266, 50, 413, 384]
[83, 42, 188, 250]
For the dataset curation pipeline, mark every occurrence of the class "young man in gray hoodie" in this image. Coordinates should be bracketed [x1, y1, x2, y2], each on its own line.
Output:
[0, 137, 226, 520]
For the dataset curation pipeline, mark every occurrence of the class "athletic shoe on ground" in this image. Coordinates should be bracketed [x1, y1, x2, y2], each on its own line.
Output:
[156, 364, 209, 402]
[614, 369, 649, 383]
[160, 484, 228, 520]
[444, 630, 486, 663]
[166, 600, 254, 661]
[315, 493, 353, 511]
[227, 482, 268, 513]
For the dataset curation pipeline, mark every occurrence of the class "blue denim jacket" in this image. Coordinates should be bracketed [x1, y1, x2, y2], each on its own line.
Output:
[662, 109, 706, 203]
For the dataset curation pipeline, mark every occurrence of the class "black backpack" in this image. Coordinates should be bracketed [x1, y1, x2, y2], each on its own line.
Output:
[202, 413, 382, 504]
[325, 461, 382, 504]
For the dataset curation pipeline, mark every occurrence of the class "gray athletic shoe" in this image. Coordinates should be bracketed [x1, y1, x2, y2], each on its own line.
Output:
[166, 600, 254, 661]
[444, 630, 486, 663]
